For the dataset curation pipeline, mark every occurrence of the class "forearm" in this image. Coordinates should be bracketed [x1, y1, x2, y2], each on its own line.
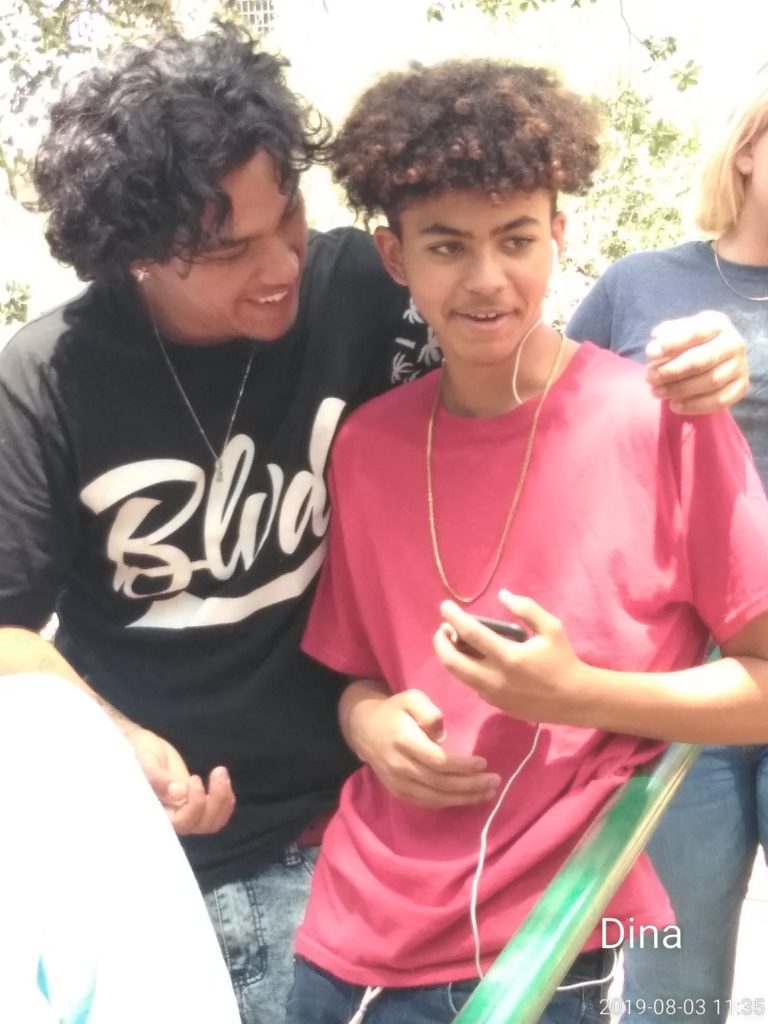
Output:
[577, 656, 768, 743]
[0, 627, 140, 737]
[338, 677, 390, 759]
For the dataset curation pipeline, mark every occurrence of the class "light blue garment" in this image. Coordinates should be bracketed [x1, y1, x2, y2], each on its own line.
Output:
[568, 242, 768, 1023]
[621, 745, 768, 1024]
[204, 842, 320, 1024]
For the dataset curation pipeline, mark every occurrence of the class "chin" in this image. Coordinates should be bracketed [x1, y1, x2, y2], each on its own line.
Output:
[239, 297, 299, 341]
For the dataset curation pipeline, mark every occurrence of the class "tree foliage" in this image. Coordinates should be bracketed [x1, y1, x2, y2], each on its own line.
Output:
[425, 0, 702, 284]
[426, 0, 699, 93]
[566, 89, 699, 276]
[0, 0, 177, 198]
[0, 279, 31, 325]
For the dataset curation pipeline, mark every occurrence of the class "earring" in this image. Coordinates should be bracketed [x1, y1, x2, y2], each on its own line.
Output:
[133, 266, 148, 284]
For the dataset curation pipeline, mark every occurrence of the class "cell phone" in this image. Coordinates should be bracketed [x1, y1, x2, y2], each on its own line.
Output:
[451, 615, 528, 657]
[474, 616, 528, 643]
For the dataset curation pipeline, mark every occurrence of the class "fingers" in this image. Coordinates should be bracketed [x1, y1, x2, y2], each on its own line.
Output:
[365, 697, 500, 808]
[166, 766, 236, 835]
[645, 311, 729, 363]
[379, 741, 501, 808]
[399, 688, 446, 743]
[387, 768, 502, 808]
[665, 376, 749, 416]
[648, 358, 748, 413]
[437, 594, 557, 654]
[643, 311, 749, 415]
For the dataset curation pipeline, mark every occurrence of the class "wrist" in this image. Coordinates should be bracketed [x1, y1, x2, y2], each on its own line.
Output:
[99, 701, 143, 740]
[562, 658, 608, 728]
[339, 678, 389, 760]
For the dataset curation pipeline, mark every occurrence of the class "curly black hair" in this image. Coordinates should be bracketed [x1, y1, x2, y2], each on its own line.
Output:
[33, 23, 330, 281]
[331, 60, 601, 223]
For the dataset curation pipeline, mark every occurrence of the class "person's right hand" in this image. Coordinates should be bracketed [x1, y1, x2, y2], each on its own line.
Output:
[345, 687, 501, 808]
[126, 726, 235, 834]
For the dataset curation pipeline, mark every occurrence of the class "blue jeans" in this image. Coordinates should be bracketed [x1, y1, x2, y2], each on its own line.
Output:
[204, 843, 320, 1024]
[285, 950, 611, 1023]
[623, 744, 768, 1024]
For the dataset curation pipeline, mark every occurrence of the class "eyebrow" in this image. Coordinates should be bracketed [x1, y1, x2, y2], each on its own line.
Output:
[210, 187, 300, 249]
[419, 215, 541, 239]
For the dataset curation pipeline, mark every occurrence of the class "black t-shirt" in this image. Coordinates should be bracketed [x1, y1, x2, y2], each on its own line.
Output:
[0, 227, 434, 888]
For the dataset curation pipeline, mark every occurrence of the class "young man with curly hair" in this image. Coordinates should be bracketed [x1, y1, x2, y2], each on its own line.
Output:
[287, 60, 768, 1024]
[0, 26, 433, 1023]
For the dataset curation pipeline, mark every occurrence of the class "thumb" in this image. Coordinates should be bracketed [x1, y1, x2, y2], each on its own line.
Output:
[401, 689, 446, 743]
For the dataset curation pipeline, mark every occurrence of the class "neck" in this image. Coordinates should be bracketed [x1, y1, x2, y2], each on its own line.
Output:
[717, 214, 768, 267]
[439, 326, 571, 418]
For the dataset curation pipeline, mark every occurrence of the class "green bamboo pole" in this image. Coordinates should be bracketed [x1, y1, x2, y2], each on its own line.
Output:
[454, 742, 700, 1024]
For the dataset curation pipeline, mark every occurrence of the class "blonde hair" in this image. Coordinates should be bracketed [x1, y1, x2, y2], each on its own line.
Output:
[697, 65, 768, 235]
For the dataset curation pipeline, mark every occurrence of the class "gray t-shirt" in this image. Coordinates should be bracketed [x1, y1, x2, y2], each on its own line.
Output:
[567, 240, 768, 488]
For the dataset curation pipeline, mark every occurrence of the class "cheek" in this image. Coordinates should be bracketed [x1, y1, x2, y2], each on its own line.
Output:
[520, 259, 552, 296]
[403, 266, 452, 318]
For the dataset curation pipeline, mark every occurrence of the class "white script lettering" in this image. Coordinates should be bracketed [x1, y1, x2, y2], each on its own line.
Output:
[80, 398, 345, 626]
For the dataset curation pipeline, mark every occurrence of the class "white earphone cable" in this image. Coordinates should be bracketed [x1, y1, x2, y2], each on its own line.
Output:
[470, 723, 542, 977]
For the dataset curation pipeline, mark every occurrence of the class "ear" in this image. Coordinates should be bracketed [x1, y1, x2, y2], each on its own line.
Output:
[551, 211, 567, 258]
[735, 140, 754, 177]
[373, 225, 408, 286]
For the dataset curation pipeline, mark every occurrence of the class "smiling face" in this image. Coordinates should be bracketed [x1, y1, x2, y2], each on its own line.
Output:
[374, 188, 564, 372]
[141, 150, 308, 345]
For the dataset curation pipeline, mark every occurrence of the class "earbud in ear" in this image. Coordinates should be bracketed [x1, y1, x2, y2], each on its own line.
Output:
[551, 239, 560, 267]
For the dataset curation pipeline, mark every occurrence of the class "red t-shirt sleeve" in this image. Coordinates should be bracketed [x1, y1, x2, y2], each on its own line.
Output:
[302, 451, 383, 680]
[670, 406, 768, 643]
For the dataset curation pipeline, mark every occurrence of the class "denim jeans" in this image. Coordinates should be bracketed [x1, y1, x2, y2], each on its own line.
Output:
[623, 744, 768, 1024]
[204, 843, 320, 1024]
[285, 949, 611, 1024]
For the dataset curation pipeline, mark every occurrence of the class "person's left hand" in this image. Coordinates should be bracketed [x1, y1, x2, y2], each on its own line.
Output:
[644, 310, 748, 415]
[433, 591, 590, 724]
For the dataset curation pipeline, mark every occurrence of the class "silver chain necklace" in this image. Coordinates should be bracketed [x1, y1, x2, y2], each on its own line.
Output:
[713, 240, 768, 302]
[147, 308, 257, 481]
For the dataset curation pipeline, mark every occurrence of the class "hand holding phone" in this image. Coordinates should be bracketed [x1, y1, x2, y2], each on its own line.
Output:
[452, 615, 528, 657]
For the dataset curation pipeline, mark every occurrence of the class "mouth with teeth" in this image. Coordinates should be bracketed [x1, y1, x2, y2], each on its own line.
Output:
[252, 289, 291, 305]
[456, 309, 510, 325]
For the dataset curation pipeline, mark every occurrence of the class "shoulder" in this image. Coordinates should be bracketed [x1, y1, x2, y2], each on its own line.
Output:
[304, 226, 394, 297]
[588, 242, 709, 295]
[2, 300, 76, 366]
[568, 345, 743, 472]
[572, 342, 647, 392]
[568, 243, 713, 353]
[567, 343, 659, 424]
[332, 373, 438, 467]
[1, 284, 114, 370]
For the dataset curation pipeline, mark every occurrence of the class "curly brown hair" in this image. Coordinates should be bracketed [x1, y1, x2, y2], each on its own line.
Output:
[331, 60, 601, 222]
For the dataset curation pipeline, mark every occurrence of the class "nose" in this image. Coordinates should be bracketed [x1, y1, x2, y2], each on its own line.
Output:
[463, 250, 506, 295]
[255, 235, 301, 289]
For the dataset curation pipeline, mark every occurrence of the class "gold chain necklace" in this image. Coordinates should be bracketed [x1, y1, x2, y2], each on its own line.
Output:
[713, 240, 768, 302]
[146, 306, 256, 482]
[426, 332, 566, 604]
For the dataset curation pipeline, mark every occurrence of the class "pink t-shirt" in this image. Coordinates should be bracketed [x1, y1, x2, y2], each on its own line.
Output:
[299, 343, 768, 988]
